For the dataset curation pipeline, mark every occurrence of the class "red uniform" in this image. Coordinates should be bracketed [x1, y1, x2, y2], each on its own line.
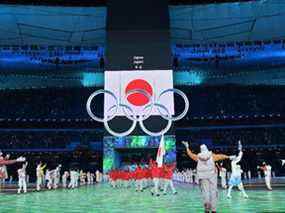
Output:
[142, 168, 148, 179]
[158, 167, 164, 178]
[151, 164, 160, 178]
[129, 171, 134, 180]
[118, 171, 123, 180]
[126, 171, 130, 181]
[113, 170, 118, 181]
[135, 166, 144, 180]
[164, 164, 175, 180]
[146, 168, 152, 179]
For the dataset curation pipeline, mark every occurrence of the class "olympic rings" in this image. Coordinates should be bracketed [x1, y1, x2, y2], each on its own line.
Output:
[86, 89, 118, 122]
[86, 87, 189, 137]
[157, 88, 190, 121]
[139, 103, 172, 137]
[104, 104, 137, 137]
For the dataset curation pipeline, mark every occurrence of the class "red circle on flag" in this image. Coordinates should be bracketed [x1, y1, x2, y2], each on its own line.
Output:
[125, 79, 153, 106]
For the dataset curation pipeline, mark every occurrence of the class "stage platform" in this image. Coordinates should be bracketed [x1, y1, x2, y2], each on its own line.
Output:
[0, 183, 284, 212]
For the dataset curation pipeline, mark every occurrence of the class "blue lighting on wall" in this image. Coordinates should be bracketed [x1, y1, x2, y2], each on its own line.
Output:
[81, 72, 104, 87]
[80, 72, 204, 87]
[174, 71, 204, 85]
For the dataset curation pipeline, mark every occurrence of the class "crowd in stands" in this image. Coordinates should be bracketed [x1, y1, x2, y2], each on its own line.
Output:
[177, 85, 285, 120]
[0, 85, 284, 122]
[176, 127, 285, 147]
[0, 88, 98, 120]
[0, 131, 102, 150]
[0, 132, 71, 149]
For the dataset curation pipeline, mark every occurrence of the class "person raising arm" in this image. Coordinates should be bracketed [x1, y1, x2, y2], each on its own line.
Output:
[181, 141, 231, 213]
[182, 141, 230, 162]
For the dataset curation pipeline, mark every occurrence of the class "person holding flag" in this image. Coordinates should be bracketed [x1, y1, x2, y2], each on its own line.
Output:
[163, 163, 177, 195]
[150, 135, 166, 196]
[150, 161, 160, 196]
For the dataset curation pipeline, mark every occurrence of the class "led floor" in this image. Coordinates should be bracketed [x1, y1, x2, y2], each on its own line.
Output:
[0, 184, 284, 213]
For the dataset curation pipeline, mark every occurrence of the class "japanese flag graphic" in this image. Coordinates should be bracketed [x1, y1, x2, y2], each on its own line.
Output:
[104, 70, 174, 117]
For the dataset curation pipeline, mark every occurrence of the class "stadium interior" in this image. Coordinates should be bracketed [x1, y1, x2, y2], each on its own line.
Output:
[0, 0, 285, 212]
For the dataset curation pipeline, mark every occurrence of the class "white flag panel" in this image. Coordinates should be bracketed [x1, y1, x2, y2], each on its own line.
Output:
[104, 70, 174, 117]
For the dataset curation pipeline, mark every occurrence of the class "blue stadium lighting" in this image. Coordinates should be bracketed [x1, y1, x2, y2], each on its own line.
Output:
[81, 72, 103, 87]
[174, 71, 204, 85]
[172, 41, 285, 71]
[0, 46, 104, 72]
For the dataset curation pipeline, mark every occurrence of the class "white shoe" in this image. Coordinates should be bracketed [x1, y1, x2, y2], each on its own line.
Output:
[227, 194, 232, 199]
[243, 194, 248, 199]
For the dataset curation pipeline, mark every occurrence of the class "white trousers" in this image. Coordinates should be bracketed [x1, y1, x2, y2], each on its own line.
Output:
[62, 178, 67, 188]
[265, 176, 272, 190]
[18, 177, 27, 193]
[36, 176, 43, 191]
[151, 178, 159, 195]
[68, 177, 76, 188]
[227, 183, 248, 198]
[163, 179, 176, 194]
[142, 178, 147, 188]
[74, 178, 79, 187]
[220, 175, 227, 188]
[47, 178, 53, 189]
[136, 180, 143, 191]
[199, 176, 218, 212]
[54, 177, 60, 189]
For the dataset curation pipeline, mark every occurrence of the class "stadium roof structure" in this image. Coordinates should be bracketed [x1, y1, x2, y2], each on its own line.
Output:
[1, 0, 285, 88]
[0, 5, 106, 45]
[1, 1, 285, 45]
[0, 0, 255, 6]
[170, 0, 285, 44]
